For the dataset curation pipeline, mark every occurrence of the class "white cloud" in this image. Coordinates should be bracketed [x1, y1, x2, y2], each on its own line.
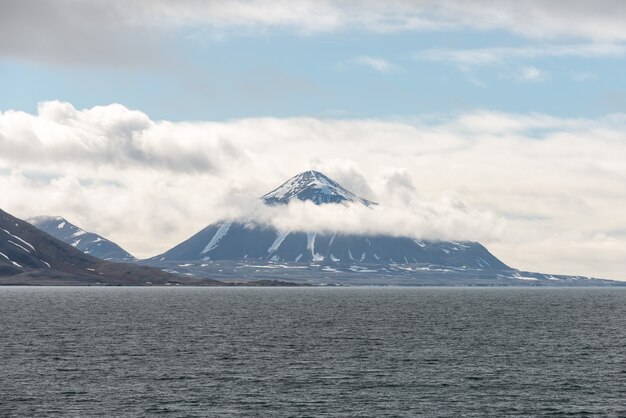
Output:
[0, 101, 241, 173]
[414, 43, 626, 67]
[2, 101, 626, 281]
[518, 66, 547, 82]
[350, 56, 397, 73]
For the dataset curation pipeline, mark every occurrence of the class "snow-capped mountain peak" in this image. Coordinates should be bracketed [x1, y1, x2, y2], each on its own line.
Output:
[29, 216, 79, 234]
[261, 170, 375, 206]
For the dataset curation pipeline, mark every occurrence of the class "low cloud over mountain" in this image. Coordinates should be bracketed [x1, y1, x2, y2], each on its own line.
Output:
[1, 101, 626, 279]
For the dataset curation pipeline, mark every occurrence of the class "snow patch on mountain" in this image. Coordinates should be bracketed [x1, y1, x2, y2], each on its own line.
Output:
[0, 251, 22, 268]
[2, 229, 36, 251]
[202, 222, 232, 254]
[268, 231, 289, 253]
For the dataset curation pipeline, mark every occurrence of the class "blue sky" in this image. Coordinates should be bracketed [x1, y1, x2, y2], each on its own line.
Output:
[2, 22, 626, 121]
[1, 1, 626, 279]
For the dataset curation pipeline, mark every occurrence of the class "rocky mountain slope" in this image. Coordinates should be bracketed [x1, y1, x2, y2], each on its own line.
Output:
[0, 209, 219, 286]
[153, 222, 507, 269]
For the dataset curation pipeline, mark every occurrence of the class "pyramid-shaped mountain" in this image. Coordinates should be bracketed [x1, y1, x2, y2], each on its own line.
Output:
[28, 216, 135, 261]
[151, 171, 509, 270]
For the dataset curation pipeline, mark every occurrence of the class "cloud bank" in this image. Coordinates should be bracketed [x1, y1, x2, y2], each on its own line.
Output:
[4, 1, 626, 66]
[1, 101, 626, 280]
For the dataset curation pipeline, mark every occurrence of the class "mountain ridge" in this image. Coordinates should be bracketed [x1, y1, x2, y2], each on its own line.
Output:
[0, 208, 220, 286]
[13, 170, 620, 286]
[27, 216, 135, 261]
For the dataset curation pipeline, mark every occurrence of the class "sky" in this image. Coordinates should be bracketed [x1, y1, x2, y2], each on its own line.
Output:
[1, 0, 625, 280]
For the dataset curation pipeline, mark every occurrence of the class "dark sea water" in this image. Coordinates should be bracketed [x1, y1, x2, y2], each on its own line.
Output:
[0, 287, 625, 417]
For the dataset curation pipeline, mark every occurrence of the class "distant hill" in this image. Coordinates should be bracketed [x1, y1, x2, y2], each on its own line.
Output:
[28, 216, 135, 261]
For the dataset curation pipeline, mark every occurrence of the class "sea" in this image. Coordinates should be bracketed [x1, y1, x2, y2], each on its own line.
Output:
[0, 287, 624, 417]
